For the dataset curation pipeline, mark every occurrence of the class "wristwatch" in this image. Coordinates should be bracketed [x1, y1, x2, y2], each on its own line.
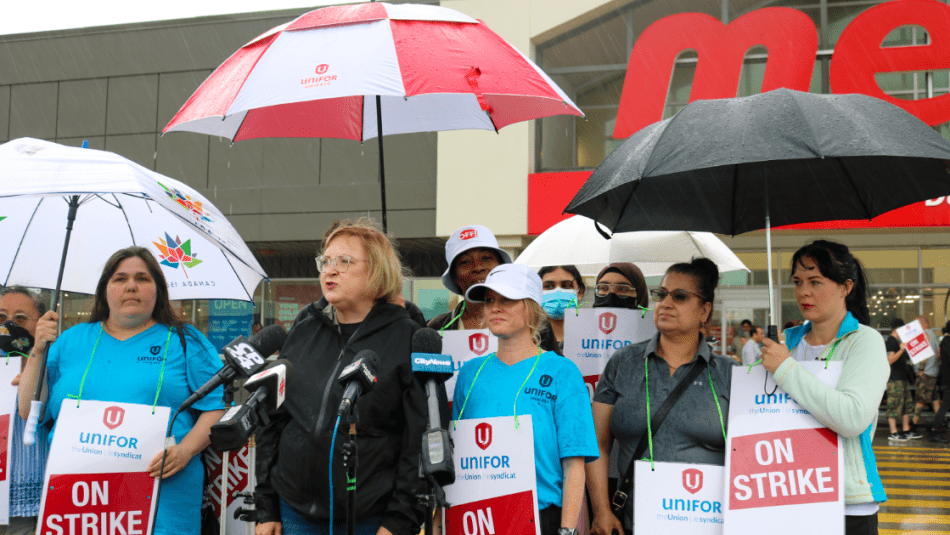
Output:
[557, 529, 579, 535]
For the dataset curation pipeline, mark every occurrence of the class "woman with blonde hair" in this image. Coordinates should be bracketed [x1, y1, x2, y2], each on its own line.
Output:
[453, 263, 598, 535]
[255, 218, 428, 535]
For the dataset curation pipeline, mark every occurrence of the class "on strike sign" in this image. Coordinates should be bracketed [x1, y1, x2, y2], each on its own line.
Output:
[443, 416, 539, 535]
[0, 356, 20, 525]
[730, 428, 838, 509]
[896, 320, 935, 365]
[634, 461, 724, 535]
[442, 330, 498, 402]
[563, 308, 656, 401]
[38, 400, 169, 535]
[724, 363, 843, 535]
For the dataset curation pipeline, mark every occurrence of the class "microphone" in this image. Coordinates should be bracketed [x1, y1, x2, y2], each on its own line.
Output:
[179, 324, 288, 413]
[410, 328, 455, 487]
[337, 350, 378, 416]
[209, 360, 292, 451]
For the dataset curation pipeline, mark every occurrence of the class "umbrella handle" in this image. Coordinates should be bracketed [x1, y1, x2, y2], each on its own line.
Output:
[767, 325, 779, 344]
[593, 219, 611, 240]
[23, 400, 43, 446]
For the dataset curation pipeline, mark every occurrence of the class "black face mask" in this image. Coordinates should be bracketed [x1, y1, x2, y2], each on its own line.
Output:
[0, 320, 34, 355]
[593, 293, 639, 310]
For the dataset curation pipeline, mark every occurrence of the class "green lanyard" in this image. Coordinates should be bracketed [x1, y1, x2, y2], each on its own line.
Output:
[643, 355, 726, 470]
[69, 323, 173, 414]
[439, 301, 468, 334]
[453, 347, 542, 429]
[747, 337, 843, 373]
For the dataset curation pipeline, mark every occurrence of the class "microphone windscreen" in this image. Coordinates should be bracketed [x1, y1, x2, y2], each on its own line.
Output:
[353, 349, 379, 369]
[412, 328, 443, 355]
[250, 325, 288, 356]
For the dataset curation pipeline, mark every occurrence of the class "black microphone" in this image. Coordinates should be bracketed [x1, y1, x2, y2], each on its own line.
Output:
[410, 328, 455, 487]
[337, 350, 378, 416]
[209, 360, 292, 451]
[179, 324, 288, 413]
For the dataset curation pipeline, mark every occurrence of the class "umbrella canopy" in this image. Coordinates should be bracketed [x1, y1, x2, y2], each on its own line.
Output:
[163, 1, 584, 233]
[564, 88, 950, 326]
[566, 88, 950, 235]
[0, 138, 267, 301]
[515, 216, 749, 278]
[163, 2, 582, 142]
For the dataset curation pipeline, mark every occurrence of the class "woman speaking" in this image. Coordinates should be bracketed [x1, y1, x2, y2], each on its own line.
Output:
[18, 247, 226, 535]
[255, 218, 427, 535]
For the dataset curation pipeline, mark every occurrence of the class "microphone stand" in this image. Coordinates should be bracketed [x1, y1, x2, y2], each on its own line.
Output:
[219, 380, 240, 535]
[341, 400, 360, 535]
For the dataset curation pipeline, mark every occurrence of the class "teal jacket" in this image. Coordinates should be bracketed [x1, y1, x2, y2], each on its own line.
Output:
[777, 312, 889, 505]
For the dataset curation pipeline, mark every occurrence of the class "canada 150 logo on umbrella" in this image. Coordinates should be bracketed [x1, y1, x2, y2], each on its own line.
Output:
[158, 181, 213, 223]
[153, 233, 202, 278]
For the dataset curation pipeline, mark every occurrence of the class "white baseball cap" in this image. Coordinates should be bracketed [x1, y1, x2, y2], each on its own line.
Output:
[441, 225, 513, 295]
[465, 264, 543, 306]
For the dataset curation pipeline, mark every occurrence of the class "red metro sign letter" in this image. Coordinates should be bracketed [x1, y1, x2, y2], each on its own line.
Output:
[614, 8, 817, 138]
[830, 0, 950, 126]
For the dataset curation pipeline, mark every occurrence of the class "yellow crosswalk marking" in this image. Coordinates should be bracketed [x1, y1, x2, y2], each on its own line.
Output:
[882, 479, 950, 487]
[879, 513, 950, 523]
[880, 471, 950, 478]
[880, 530, 950, 535]
[885, 499, 950, 508]
[877, 461, 950, 468]
[886, 488, 950, 497]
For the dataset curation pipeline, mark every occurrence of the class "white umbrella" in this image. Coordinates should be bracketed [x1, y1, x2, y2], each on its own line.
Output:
[0, 138, 267, 301]
[515, 216, 749, 278]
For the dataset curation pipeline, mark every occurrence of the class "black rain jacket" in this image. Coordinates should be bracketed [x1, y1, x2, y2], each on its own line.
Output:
[255, 298, 427, 535]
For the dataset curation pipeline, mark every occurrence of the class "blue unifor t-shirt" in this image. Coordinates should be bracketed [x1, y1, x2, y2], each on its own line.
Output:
[46, 322, 225, 535]
[452, 350, 599, 510]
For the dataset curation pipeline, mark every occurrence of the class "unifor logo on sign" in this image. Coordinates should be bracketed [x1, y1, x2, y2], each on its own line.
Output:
[475, 422, 492, 450]
[598, 312, 617, 335]
[469, 333, 489, 356]
[683, 468, 703, 494]
[315, 64, 329, 74]
[103, 406, 125, 430]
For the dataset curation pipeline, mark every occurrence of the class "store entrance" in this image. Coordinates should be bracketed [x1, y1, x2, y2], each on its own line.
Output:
[713, 287, 775, 358]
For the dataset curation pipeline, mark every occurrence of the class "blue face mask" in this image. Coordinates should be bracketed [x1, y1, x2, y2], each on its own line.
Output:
[542, 289, 578, 320]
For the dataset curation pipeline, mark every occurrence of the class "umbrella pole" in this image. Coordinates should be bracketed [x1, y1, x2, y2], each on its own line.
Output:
[24, 194, 80, 445]
[376, 95, 388, 234]
[765, 206, 778, 343]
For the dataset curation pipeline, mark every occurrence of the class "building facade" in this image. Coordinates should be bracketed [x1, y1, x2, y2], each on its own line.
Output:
[4, 0, 950, 345]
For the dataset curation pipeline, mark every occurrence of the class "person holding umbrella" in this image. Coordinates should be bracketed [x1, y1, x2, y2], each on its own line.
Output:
[759, 240, 889, 535]
[453, 263, 598, 535]
[17, 247, 226, 535]
[587, 258, 732, 535]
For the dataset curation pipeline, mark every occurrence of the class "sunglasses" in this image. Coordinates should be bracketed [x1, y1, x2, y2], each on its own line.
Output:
[650, 288, 705, 303]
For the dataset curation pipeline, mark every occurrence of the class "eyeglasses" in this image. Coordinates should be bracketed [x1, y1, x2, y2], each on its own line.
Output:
[315, 255, 361, 273]
[650, 288, 705, 303]
[0, 313, 32, 326]
[595, 284, 636, 297]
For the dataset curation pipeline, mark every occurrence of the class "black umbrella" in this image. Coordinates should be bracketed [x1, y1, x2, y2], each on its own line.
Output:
[565, 88, 950, 331]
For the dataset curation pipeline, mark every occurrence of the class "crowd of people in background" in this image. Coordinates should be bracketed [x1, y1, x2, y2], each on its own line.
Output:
[1, 219, 948, 535]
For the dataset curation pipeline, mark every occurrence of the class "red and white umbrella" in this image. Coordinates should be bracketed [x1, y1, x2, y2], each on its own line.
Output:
[163, 2, 582, 142]
[163, 2, 583, 232]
